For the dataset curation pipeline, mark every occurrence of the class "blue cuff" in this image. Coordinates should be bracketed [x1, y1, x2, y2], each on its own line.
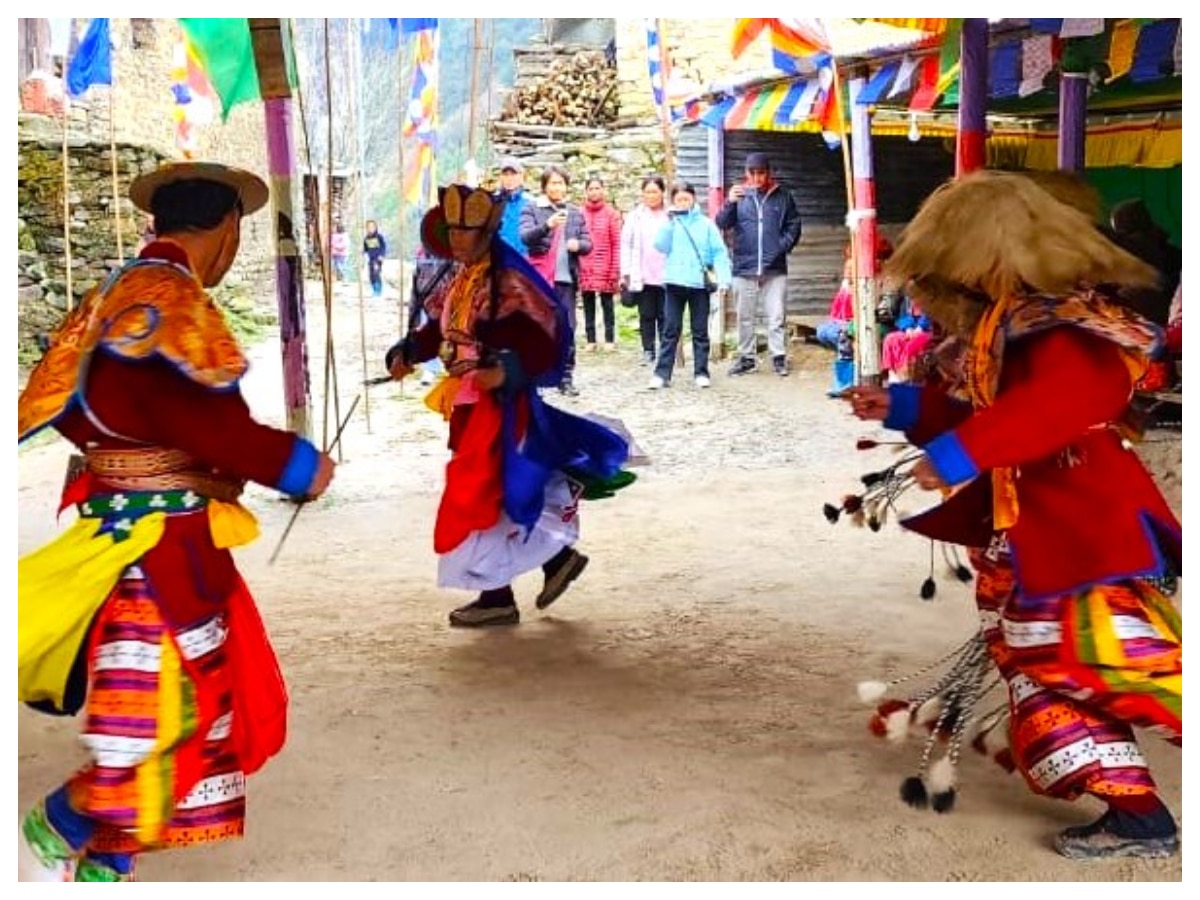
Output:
[277, 438, 319, 496]
[884, 383, 921, 431]
[923, 431, 980, 487]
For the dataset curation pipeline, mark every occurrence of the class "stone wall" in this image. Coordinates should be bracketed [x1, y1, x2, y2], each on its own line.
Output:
[614, 18, 771, 124]
[17, 18, 284, 359]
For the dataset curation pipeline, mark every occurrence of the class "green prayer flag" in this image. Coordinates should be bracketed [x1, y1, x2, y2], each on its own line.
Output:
[179, 18, 259, 121]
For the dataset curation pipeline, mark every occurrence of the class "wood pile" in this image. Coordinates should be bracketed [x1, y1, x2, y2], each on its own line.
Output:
[500, 46, 618, 129]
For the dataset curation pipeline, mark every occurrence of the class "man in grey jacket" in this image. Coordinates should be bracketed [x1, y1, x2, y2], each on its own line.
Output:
[715, 152, 803, 377]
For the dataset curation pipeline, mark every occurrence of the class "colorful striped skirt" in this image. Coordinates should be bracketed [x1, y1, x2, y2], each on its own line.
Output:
[970, 538, 1182, 804]
[66, 568, 247, 854]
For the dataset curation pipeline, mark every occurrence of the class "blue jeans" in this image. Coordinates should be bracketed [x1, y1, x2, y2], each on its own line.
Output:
[655, 285, 711, 382]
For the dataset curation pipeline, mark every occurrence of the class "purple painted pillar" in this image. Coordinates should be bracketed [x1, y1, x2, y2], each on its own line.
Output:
[957, 18, 989, 176]
[1058, 73, 1088, 172]
[265, 97, 313, 440]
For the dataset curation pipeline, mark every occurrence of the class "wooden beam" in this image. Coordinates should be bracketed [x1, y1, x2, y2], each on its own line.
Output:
[249, 18, 291, 100]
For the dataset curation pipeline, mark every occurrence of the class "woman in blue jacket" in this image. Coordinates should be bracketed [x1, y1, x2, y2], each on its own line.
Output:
[649, 182, 732, 389]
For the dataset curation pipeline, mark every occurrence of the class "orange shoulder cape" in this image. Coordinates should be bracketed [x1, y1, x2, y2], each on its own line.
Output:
[18, 260, 249, 443]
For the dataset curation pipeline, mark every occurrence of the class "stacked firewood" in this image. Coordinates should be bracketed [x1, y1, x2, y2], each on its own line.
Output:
[501, 48, 618, 128]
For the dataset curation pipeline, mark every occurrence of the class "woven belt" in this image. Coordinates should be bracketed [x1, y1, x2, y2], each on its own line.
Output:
[85, 446, 196, 478]
[84, 447, 245, 503]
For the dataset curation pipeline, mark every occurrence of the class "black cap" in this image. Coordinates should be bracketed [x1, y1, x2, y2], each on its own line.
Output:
[745, 152, 771, 171]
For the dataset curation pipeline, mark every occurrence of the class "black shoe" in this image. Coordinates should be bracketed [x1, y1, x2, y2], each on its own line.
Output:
[1054, 809, 1180, 860]
[449, 599, 520, 628]
[728, 356, 757, 376]
[773, 355, 789, 377]
[559, 380, 580, 397]
[536, 548, 589, 610]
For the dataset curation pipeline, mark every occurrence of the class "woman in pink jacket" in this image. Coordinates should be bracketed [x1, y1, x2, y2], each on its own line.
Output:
[578, 177, 622, 352]
[620, 176, 669, 366]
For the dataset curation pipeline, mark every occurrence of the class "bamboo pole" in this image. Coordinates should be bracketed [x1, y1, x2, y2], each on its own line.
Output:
[351, 19, 372, 432]
[109, 90, 124, 262]
[61, 97, 74, 311]
[319, 18, 342, 457]
[467, 19, 482, 161]
[397, 25, 407, 340]
[654, 19, 676, 184]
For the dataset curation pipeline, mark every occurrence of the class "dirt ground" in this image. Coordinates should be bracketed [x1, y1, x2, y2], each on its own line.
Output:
[17, 281, 1184, 883]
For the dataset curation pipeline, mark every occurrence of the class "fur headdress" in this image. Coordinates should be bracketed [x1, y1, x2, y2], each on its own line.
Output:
[885, 170, 1158, 335]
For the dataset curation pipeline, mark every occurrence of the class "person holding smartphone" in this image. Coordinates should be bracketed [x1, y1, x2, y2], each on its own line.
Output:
[519, 165, 592, 397]
[716, 152, 802, 378]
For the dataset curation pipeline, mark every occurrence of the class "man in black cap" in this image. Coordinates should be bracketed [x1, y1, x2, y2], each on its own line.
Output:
[716, 151, 803, 377]
[494, 155, 532, 255]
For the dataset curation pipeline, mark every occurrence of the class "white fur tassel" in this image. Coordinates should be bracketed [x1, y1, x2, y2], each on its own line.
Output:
[927, 755, 956, 794]
[914, 697, 942, 727]
[884, 707, 911, 743]
[857, 680, 889, 704]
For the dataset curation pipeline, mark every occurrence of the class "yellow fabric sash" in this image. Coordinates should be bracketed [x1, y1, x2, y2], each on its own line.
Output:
[18, 514, 167, 709]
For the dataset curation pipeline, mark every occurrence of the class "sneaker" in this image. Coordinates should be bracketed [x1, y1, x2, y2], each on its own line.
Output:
[75, 857, 135, 882]
[19, 807, 77, 882]
[585, 342, 598, 353]
[603, 342, 617, 353]
[728, 356, 758, 376]
[559, 381, 580, 397]
[641, 350, 656, 366]
[1054, 810, 1180, 860]
[773, 355, 789, 377]
[694, 374, 711, 388]
[536, 548, 589, 610]
[647, 375, 667, 390]
[449, 601, 520, 628]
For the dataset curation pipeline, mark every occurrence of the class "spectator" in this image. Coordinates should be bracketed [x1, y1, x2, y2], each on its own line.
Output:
[647, 181, 732, 390]
[619, 175, 670, 366]
[330, 223, 349, 282]
[519, 165, 592, 397]
[363, 219, 387, 297]
[494, 156, 532, 255]
[578, 177, 622, 352]
[716, 152, 802, 377]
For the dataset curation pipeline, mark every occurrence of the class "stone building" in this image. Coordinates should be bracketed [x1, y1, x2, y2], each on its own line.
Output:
[17, 18, 276, 358]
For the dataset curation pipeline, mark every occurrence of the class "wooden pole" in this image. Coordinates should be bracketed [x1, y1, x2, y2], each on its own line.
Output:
[397, 24, 408, 342]
[467, 19, 482, 161]
[319, 18, 342, 457]
[109, 90, 124, 262]
[350, 18, 372, 432]
[61, 97, 73, 311]
[654, 19, 676, 184]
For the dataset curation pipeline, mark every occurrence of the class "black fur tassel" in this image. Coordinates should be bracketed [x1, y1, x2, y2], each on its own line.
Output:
[900, 776, 928, 809]
[931, 788, 957, 814]
[920, 577, 937, 600]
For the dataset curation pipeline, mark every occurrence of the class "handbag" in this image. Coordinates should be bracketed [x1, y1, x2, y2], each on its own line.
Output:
[677, 219, 720, 293]
[619, 285, 638, 308]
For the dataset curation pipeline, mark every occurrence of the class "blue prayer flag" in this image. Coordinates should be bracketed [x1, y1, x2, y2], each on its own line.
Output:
[66, 18, 112, 98]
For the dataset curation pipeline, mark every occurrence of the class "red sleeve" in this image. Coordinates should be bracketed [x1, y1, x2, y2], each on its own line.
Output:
[954, 326, 1133, 471]
[907, 382, 973, 445]
[87, 351, 303, 489]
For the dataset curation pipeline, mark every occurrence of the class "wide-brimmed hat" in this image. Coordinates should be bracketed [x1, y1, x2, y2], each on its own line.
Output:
[130, 161, 269, 216]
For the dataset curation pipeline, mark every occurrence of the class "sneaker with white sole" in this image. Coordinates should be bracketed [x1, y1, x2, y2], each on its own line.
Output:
[694, 375, 711, 388]
[647, 375, 667, 389]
